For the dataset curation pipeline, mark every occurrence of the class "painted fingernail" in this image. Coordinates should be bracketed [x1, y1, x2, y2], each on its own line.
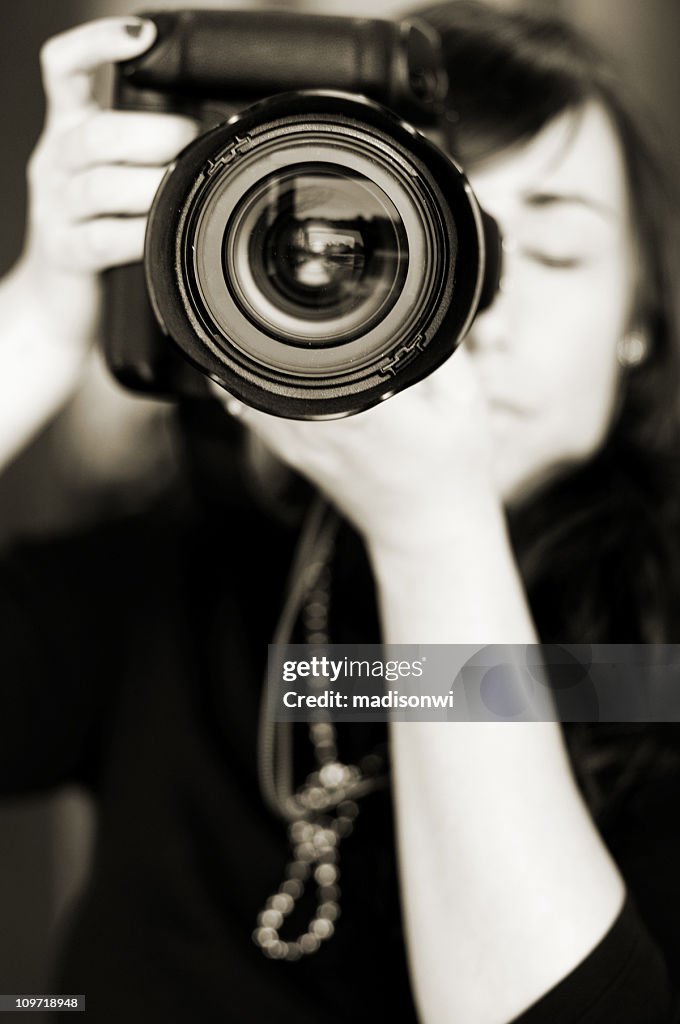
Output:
[124, 18, 152, 38]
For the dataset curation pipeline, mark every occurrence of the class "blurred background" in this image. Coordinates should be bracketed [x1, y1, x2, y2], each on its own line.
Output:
[0, 0, 679, 1008]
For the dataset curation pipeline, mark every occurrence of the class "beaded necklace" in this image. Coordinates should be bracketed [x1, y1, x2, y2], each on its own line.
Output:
[254, 496, 388, 960]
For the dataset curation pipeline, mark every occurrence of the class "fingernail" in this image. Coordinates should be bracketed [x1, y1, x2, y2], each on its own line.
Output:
[124, 18, 153, 39]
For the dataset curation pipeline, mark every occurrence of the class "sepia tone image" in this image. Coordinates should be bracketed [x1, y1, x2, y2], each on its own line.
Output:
[1, 0, 680, 1020]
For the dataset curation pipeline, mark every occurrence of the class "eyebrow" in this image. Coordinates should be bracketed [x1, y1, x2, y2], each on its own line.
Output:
[522, 191, 617, 219]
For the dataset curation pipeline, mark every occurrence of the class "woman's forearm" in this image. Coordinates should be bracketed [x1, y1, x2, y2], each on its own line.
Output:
[370, 513, 625, 1024]
[0, 260, 92, 473]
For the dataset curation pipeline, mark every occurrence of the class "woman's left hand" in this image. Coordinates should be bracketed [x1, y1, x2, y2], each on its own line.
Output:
[210, 344, 501, 556]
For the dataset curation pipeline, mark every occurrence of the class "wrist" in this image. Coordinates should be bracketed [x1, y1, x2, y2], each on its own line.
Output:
[366, 481, 506, 568]
[12, 250, 101, 355]
[367, 497, 536, 645]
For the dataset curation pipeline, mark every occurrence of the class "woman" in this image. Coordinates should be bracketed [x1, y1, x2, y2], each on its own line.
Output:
[0, 4, 678, 1022]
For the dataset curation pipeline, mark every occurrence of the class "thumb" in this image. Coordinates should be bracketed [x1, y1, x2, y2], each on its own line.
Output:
[40, 16, 157, 123]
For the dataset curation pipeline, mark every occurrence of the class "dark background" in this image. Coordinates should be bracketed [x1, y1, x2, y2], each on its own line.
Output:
[0, 0, 678, 1007]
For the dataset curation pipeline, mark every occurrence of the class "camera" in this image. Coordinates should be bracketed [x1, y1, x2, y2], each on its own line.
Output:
[104, 9, 501, 419]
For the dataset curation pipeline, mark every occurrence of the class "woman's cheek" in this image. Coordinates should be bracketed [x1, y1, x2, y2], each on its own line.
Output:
[488, 267, 627, 503]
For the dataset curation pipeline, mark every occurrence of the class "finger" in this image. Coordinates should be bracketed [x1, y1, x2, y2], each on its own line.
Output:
[51, 216, 147, 273]
[63, 165, 168, 220]
[40, 17, 157, 121]
[58, 111, 199, 171]
[420, 343, 479, 405]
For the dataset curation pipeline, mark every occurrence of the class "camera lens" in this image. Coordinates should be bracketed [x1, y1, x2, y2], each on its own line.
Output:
[145, 92, 489, 419]
[225, 166, 408, 346]
[186, 131, 437, 384]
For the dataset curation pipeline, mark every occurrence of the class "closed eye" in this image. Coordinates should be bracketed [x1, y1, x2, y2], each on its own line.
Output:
[521, 247, 588, 269]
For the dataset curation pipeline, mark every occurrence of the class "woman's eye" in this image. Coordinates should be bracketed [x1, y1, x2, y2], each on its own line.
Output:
[520, 248, 587, 269]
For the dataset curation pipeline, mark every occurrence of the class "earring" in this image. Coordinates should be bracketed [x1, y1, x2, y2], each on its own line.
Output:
[617, 330, 649, 369]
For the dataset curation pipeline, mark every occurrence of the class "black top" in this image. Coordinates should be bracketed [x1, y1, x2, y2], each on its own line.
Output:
[0, 474, 679, 1022]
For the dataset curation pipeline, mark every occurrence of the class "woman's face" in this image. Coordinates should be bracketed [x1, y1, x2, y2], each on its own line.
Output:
[462, 100, 637, 507]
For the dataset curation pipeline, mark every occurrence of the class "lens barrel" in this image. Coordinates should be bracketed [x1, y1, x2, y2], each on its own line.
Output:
[145, 91, 488, 419]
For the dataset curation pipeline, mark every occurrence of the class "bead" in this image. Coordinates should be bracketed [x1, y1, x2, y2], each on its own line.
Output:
[301, 787, 328, 810]
[309, 723, 334, 741]
[300, 933, 321, 954]
[306, 632, 328, 645]
[359, 753, 384, 775]
[254, 926, 277, 947]
[313, 828, 337, 850]
[269, 892, 294, 915]
[310, 917, 334, 940]
[318, 901, 340, 922]
[286, 861, 311, 881]
[333, 817, 354, 838]
[285, 944, 303, 962]
[259, 909, 283, 929]
[319, 883, 340, 902]
[337, 800, 359, 820]
[304, 601, 327, 618]
[295, 842, 316, 862]
[305, 617, 328, 633]
[314, 863, 338, 886]
[296, 822, 317, 842]
[265, 940, 288, 960]
[319, 762, 350, 788]
[281, 878, 304, 898]
[289, 820, 312, 843]
[289, 822, 302, 842]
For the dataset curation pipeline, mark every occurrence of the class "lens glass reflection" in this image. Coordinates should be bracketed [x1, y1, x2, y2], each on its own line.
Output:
[225, 165, 409, 345]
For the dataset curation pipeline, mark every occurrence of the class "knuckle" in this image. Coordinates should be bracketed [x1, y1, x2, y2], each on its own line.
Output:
[83, 219, 111, 261]
[38, 32, 72, 87]
[38, 36, 59, 78]
[83, 113, 110, 155]
[175, 116, 200, 143]
[81, 168, 104, 208]
[27, 159, 59, 217]
[62, 176, 87, 218]
[26, 147, 44, 189]
[83, 218, 145, 269]
[154, 116, 198, 158]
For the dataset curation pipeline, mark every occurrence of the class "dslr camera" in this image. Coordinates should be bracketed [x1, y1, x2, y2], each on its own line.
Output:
[105, 9, 501, 419]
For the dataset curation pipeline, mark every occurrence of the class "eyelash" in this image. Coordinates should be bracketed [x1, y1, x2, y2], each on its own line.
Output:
[520, 248, 586, 270]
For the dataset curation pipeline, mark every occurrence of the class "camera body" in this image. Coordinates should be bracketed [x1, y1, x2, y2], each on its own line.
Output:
[105, 10, 500, 419]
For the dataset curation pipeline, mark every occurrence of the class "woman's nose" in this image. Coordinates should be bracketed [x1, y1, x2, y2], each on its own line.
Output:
[465, 239, 516, 354]
[466, 288, 511, 354]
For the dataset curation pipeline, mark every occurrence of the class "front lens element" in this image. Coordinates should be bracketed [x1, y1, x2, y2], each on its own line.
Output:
[226, 166, 408, 346]
[187, 129, 438, 379]
[148, 94, 479, 419]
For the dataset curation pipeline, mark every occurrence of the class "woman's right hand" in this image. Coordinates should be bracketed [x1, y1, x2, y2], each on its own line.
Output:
[0, 17, 199, 472]
[15, 15, 199, 356]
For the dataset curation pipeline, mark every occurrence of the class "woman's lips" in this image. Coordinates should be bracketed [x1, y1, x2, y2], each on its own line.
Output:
[487, 396, 530, 416]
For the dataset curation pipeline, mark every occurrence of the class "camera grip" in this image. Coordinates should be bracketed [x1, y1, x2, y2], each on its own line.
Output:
[103, 263, 207, 399]
[121, 10, 445, 122]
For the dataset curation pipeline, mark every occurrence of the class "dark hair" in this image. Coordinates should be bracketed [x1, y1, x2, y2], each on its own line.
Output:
[416, 1, 680, 816]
